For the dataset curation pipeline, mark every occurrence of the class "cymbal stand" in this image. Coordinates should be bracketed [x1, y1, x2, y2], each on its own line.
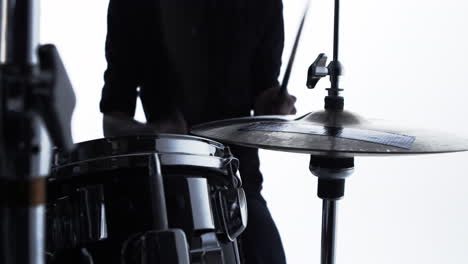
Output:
[306, 1, 351, 262]
[310, 156, 354, 264]
[0, 1, 76, 264]
[307, 0, 344, 111]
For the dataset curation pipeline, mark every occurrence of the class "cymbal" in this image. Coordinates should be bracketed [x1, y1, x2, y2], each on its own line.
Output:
[190, 110, 468, 156]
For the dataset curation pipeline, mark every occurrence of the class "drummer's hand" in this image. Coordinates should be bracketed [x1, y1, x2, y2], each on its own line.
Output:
[148, 110, 188, 134]
[254, 86, 297, 116]
[103, 111, 187, 137]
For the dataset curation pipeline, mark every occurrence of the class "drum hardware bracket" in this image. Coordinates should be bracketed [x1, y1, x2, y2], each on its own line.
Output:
[215, 188, 247, 243]
[224, 156, 241, 188]
[307, 53, 344, 111]
[46, 184, 108, 254]
[307, 0, 345, 112]
[148, 154, 170, 230]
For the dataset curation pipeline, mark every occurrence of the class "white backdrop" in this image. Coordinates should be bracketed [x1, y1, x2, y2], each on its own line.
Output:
[40, 0, 468, 263]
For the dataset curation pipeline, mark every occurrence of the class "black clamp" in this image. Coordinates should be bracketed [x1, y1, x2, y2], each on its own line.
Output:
[306, 53, 345, 111]
[1, 44, 76, 152]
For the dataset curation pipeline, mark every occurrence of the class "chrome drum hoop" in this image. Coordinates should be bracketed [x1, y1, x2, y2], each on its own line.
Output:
[51, 134, 240, 187]
[53, 134, 230, 168]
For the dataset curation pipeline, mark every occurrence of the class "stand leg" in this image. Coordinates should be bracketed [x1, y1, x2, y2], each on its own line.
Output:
[1, 206, 45, 264]
[321, 200, 337, 264]
[310, 156, 354, 264]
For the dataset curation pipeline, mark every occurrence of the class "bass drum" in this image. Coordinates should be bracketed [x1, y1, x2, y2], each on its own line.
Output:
[46, 134, 247, 264]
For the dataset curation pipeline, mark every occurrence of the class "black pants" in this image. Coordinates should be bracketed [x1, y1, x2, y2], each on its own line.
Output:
[229, 146, 286, 264]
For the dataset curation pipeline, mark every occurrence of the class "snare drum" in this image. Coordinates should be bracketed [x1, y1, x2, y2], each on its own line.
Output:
[46, 134, 247, 264]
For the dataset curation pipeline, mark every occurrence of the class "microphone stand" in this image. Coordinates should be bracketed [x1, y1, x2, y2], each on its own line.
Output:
[0, 1, 76, 264]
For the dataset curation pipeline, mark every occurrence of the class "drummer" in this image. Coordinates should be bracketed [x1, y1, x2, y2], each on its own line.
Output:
[100, 0, 296, 263]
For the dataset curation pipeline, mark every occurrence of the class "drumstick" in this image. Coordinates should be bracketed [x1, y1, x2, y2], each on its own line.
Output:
[280, 1, 310, 95]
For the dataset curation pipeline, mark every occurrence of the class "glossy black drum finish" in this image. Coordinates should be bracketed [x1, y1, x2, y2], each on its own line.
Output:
[46, 135, 247, 264]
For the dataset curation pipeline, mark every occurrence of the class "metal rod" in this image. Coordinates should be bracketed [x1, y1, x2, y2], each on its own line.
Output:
[321, 199, 337, 264]
[0, 1, 45, 264]
[0, 0, 9, 63]
[8, 0, 40, 65]
[280, 1, 309, 94]
[150, 154, 169, 230]
[0, 128, 48, 264]
[2, 206, 45, 264]
[329, 0, 341, 93]
[332, 0, 340, 62]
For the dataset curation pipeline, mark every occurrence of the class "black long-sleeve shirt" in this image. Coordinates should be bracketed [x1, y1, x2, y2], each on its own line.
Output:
[100, 0, 284, 127]
[100, 0, 285, 193]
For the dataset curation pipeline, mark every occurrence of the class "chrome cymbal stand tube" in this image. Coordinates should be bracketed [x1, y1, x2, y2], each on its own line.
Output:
[0, 1, 45, 264]
[0, 1, 76, 264]
[310, 156, 354, 264]
[307, 0, 344, 111]
[307, 2, 351, 261]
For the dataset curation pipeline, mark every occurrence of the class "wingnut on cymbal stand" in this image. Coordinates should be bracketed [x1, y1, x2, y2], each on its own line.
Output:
[0, 0, 76, 264]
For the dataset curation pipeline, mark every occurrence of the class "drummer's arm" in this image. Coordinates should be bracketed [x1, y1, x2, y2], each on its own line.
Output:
[103, 113, 158, 137]
[101, 0, 187, 137]
[251, 0, 284, 99]
[252, 0, 296, 116]
[100, 0, 144, 137]
[103, 110, 187, 137]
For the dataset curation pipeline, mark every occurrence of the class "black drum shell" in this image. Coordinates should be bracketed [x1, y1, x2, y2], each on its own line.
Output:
[47, 135, 243, 264]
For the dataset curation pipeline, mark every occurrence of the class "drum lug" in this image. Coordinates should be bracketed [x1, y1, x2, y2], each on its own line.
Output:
[46, 185, 108, 253]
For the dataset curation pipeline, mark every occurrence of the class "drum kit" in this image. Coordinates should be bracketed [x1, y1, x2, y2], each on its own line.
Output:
[47, 135, 246, 264]
[1, 0, 467, 264]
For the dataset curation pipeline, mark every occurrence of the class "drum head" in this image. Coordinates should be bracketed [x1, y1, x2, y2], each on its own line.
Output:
[51, 134, 239, 187]
[54, 134, 228, 166]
